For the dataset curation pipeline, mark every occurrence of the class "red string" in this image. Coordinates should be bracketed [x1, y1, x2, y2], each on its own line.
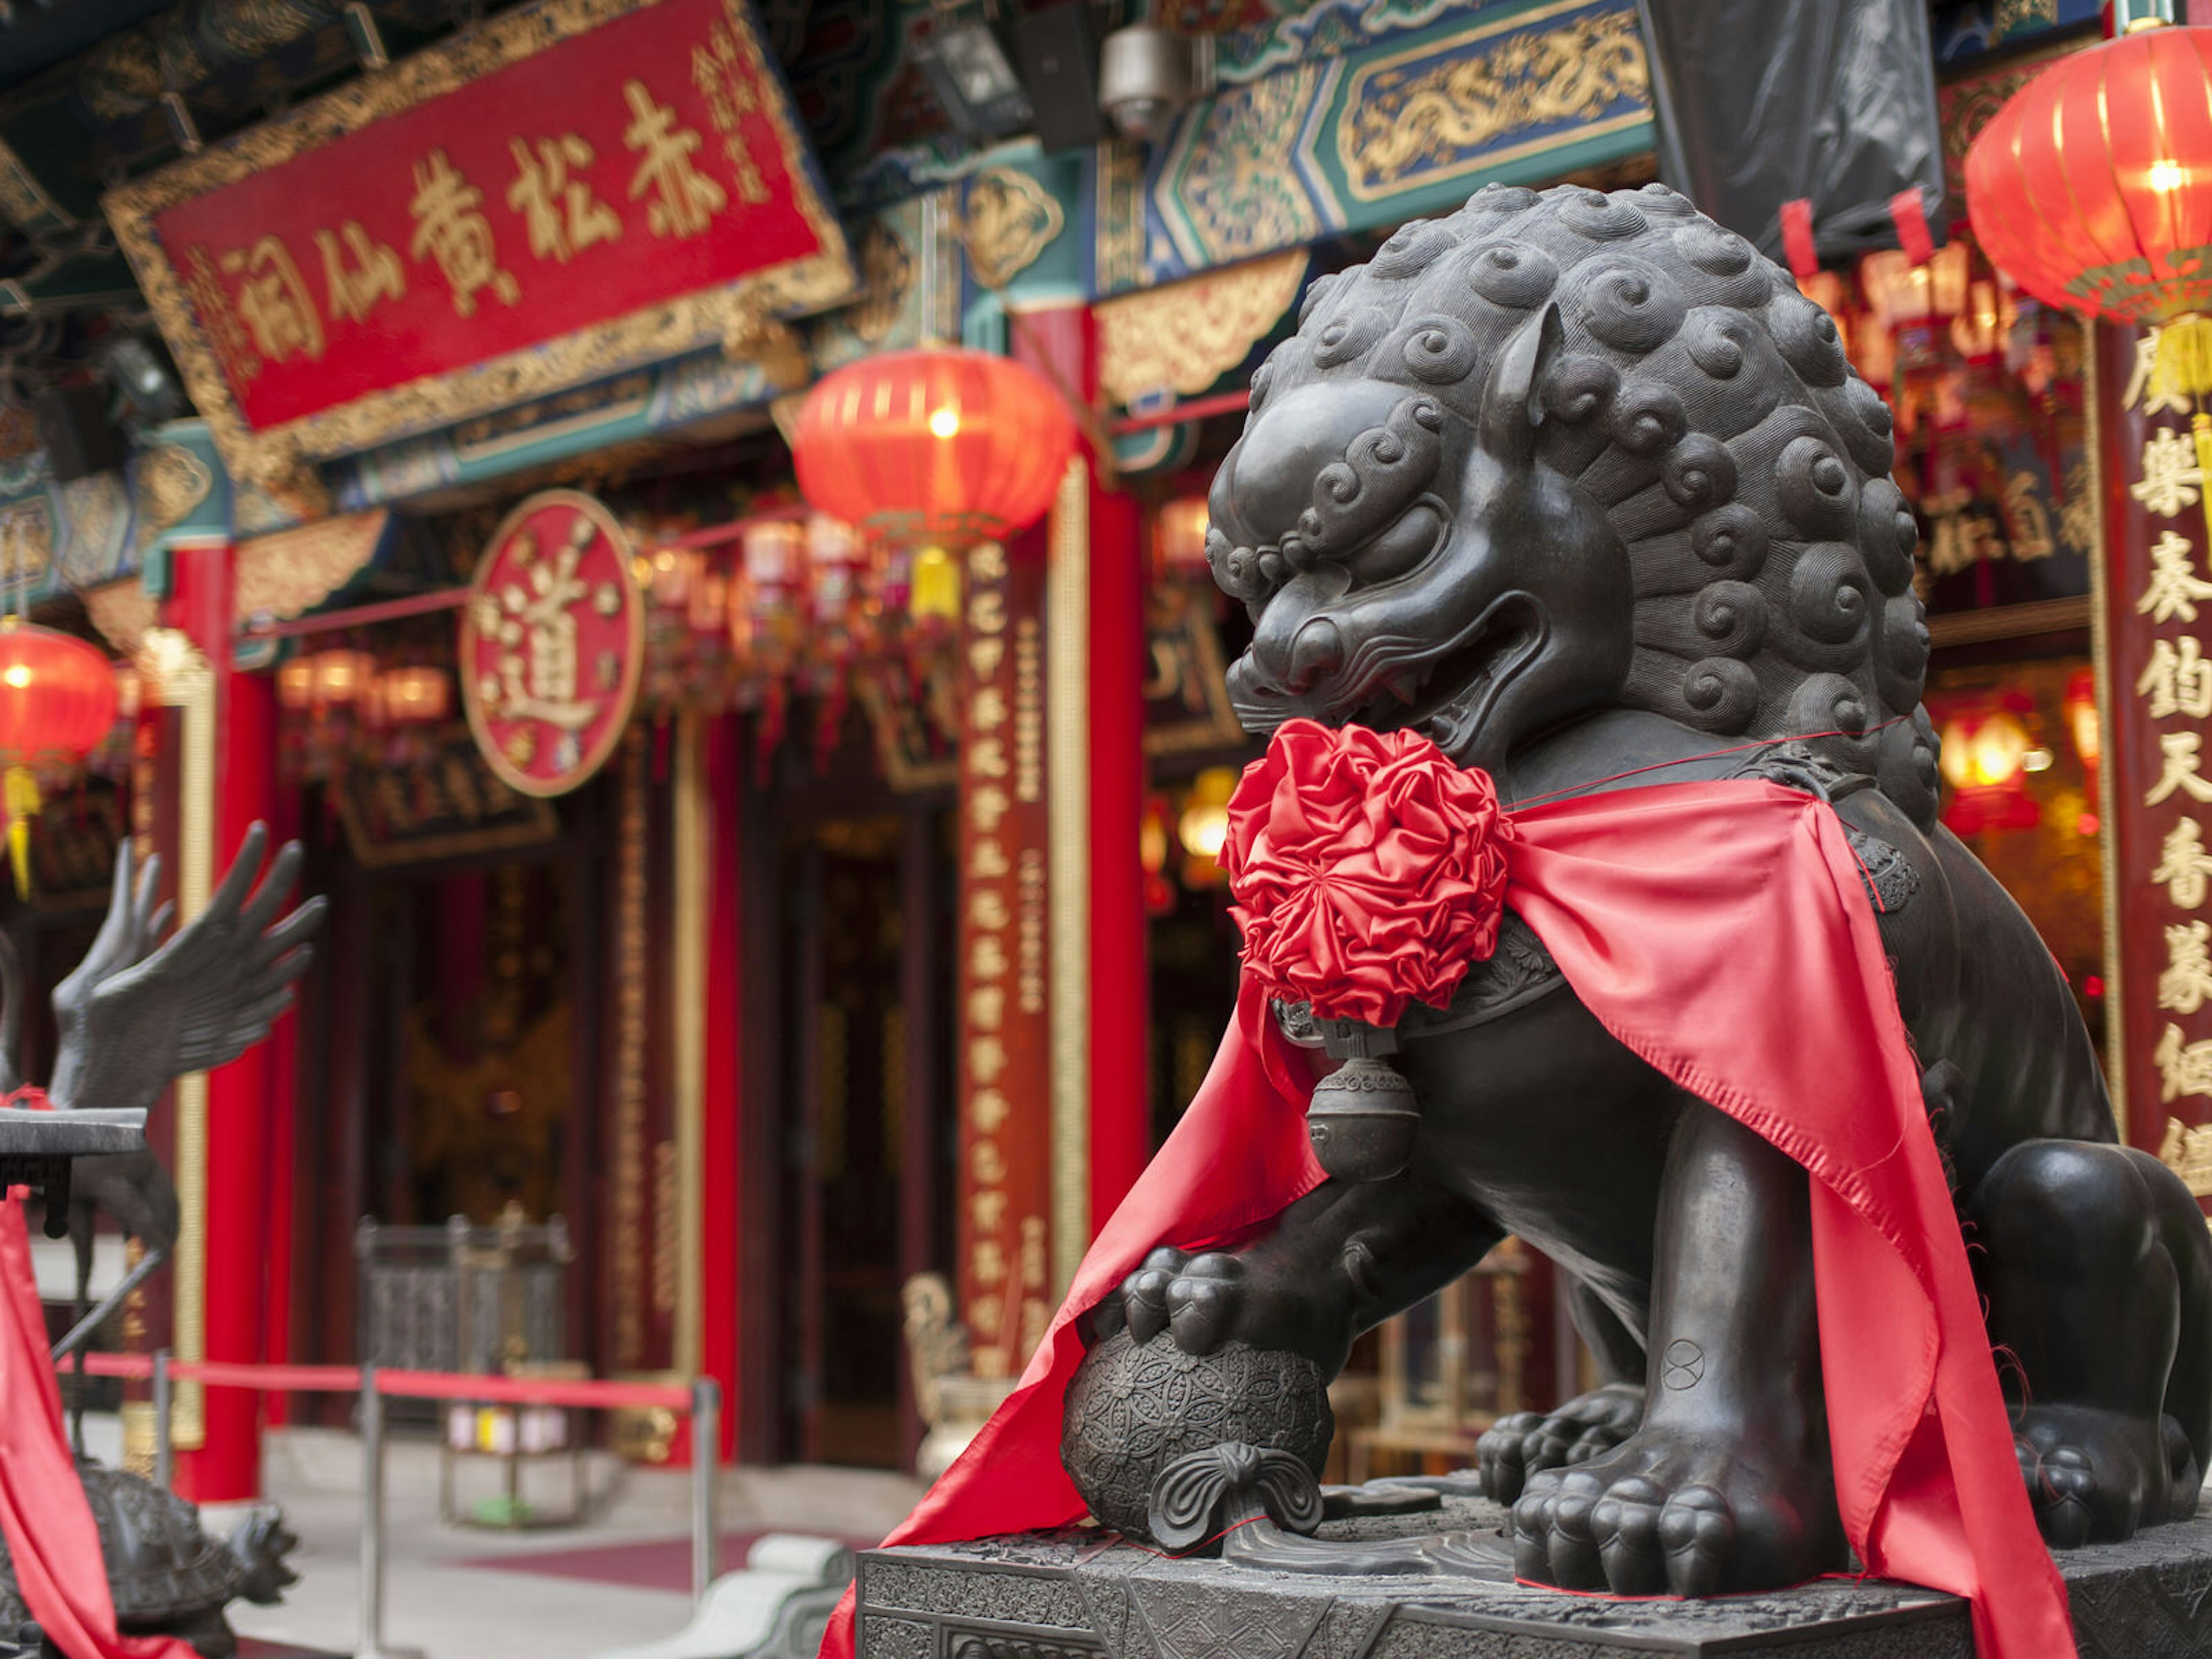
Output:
[0, 1088, 49, 1112]
[1105, 1514, 1268, 1560]
[1506, 718, 1911, 811]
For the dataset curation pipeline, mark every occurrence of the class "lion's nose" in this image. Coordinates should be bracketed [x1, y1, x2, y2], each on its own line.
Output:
[1285, 619, 1346, 694]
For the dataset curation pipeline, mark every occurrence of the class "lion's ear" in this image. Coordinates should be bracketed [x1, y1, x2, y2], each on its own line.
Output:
[1476, 301, 1561, 469]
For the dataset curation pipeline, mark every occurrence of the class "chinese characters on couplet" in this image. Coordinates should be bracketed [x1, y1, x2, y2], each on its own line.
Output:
[198, 30, 777, 381]
[2127, 331, 2212, 1135]
[957, 539, 1052, 1374]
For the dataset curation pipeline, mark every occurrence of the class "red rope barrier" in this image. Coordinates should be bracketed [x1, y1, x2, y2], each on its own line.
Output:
[375, 1369, 692, 1411]
[60, 1354, 695, 1411]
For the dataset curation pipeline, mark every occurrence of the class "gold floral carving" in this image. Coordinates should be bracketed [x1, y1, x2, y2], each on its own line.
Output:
[1093, 140, 1147, 298]
[58, 474, 132, 587]
[84, 579, 161, 657]
[132, 444, 216, 556]
[1169, 65, 1326, 267]
[102, 0, 853, 490]
[233, 510, 388, 622]
[961, 168, 1065, 292]
[0, 499, 52, 590]
[1338, 6, 1649, 199]
[1096, 250, 1306, 406]
[850, 219, 915, 346]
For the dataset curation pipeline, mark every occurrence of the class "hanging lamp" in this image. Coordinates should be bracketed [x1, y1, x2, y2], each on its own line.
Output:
[0, 620, 119, 893]
[1964, 13, 2212, 512]
[787, 196, 1081, 622]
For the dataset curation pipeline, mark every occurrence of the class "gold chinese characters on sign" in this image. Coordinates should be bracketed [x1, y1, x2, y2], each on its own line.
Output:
[2112, 326, 2212, 1176]
[957, 540, 1054, 1376]
[103, 0, 852, 490]
[459, 490, 642, 798]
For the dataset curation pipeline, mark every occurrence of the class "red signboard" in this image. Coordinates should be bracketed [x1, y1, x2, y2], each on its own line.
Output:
[105, 0, 849, 487]
[460, 491, 643, 798]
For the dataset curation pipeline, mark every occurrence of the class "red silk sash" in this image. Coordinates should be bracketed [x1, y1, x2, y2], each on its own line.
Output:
[822, 781, 2076, 1659]
[0, 1190, 194, 1659]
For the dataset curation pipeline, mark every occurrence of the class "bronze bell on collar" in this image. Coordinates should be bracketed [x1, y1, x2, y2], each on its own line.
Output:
[1306, 1017, 1420, 1183]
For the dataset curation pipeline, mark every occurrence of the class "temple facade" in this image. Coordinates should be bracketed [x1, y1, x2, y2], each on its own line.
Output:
[0, 0, 2188, 1506]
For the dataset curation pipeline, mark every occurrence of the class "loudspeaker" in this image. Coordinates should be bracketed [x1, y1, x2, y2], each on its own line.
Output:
[1015, 1, 1104, 154]
[33, 384, 119, 483]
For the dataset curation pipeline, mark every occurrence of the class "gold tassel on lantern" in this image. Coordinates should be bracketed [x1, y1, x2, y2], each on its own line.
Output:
[2, 766, 37, 896]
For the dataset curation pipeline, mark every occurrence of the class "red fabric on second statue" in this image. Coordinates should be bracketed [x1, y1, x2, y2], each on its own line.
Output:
[0, 1196, 192, 1659]
[820, 778, 2076, 1659]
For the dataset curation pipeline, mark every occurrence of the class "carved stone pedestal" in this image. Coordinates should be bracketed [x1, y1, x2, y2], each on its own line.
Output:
[852, 1493, 2212, 1659]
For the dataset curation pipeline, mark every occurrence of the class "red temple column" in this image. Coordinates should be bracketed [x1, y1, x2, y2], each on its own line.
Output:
[1086, 475, 1148, 1224]
[1013, 303, 1150, 1282]
[699, 712, 744, 1457]
[165, 540, 282, 1502]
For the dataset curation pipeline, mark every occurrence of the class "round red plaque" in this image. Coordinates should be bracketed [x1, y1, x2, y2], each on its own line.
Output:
[459, 490, 642, 798]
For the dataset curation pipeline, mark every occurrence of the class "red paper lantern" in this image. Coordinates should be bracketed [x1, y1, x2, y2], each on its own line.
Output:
[1964, 25, 2212, 331]
[0, 623, 119, 768]
[0, 620, 120, 894]
[790, 349, 1080, 552]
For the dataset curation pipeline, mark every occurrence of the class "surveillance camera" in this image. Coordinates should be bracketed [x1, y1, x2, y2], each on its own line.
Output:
[1097, 25, 1209, 142]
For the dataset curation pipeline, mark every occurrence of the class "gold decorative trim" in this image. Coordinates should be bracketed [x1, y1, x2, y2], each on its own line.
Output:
[0, 137, 74, 233]
[610, 729, 650, 1369]
[1334, 1, 1650, 203]
[961, 168, 1065, 293]
[132, 445, 215, 556]
[101, 0, 853, 488]
[2085, 316, 2124, 1133]
[233, 510, 388, 622]
[1045, 458, 1089, 1296]
[1925, 594, 2092, 648]
[1096, 251, 1306, 407]
[84, 579, 161, 658]
[137, 627, 216, 1448]
[671, 713, 707, 1378]
[1142, 602, 1251, 756]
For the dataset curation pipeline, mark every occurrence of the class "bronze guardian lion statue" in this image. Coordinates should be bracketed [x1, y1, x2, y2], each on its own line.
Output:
[1097, 181, 2211, 1600]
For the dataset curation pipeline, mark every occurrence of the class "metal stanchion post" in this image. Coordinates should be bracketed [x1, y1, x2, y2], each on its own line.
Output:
[691, 1376, 721, 1604]
[150, 1351, 172, 1492]
[355, 1364, 423, 1659]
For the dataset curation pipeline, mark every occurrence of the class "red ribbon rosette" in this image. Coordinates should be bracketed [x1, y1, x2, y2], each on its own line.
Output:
[1219, 718, 1513, 1028]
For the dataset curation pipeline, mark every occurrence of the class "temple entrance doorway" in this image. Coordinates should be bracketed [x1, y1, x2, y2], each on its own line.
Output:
[772, 809, 955, 1469]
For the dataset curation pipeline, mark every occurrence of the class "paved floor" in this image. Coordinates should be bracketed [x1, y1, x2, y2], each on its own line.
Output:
[85, 1420, 922, 1659]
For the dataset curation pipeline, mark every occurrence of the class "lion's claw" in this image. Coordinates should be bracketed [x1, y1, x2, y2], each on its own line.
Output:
[1115, 1248, 1245, 1354]
[1477, 1382, 1644, 1503]
[1512, 1427, 1831, 1597]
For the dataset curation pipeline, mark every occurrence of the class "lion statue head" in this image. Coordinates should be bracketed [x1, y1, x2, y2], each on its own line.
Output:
[1207, 181, 1939, 829]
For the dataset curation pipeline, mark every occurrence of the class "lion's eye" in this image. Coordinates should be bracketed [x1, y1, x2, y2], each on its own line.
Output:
[1350, 501, 1446, 581]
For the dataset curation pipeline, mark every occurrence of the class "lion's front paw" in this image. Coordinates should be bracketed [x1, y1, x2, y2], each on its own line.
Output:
[1093, 1247, 1246, 1354]
[1476, 1381, 1643, 1504]
[2016, 1405, 2198, 1548]
[1510, 1425, 1842, 1597]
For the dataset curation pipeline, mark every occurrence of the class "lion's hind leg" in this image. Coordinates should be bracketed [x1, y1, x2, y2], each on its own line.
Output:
[1970, 1139, 2212, 1547]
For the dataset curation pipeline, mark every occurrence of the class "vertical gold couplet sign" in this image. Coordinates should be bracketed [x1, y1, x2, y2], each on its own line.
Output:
[956, 542, 1054, 1377]
[2099, 320, 2212, 1207]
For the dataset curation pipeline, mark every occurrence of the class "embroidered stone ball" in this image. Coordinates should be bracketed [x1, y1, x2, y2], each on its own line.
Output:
[1060, 1330, 1332, 1543]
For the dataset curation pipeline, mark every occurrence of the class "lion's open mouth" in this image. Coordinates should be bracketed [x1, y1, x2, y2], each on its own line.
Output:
[1354, 594, 1545, 753]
